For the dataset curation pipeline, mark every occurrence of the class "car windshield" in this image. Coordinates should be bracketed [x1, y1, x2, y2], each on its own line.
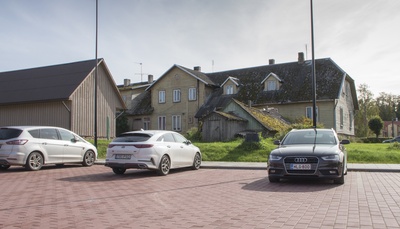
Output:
[282, 130, 336, 145]
[0, 128, 23, 140]
[113, 133, 152, 142]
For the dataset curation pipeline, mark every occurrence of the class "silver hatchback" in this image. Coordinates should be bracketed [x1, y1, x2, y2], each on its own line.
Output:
[0, 126, 97, 171]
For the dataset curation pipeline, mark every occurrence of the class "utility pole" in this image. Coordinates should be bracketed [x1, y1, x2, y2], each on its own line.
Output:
[94, 0, 98, 147]
[310, 0, 317, 128]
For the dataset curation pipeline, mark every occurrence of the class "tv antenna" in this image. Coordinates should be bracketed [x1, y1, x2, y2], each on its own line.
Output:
[134, 62, 151, 82]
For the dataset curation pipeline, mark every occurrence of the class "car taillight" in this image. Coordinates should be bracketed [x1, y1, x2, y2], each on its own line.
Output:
[6, 139, 28, 145]
[133, 144, 153, 148]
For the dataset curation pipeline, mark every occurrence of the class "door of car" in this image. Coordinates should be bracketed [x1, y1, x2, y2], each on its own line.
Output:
[36, 128, 65, 163]
[172, 133, 195, 167]
[57, 129, 85, 163]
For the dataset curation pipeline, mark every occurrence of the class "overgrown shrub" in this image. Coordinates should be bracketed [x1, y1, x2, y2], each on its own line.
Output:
[186, 127, 202, 141]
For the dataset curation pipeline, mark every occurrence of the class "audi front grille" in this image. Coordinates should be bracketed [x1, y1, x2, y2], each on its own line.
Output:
[284, 156, 319, 175]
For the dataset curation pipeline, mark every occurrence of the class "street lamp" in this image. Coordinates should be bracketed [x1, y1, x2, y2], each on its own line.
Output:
[310, 0, 317, 128]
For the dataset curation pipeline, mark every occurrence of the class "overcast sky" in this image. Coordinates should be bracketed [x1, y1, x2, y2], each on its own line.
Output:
[1, 0, 399, 97]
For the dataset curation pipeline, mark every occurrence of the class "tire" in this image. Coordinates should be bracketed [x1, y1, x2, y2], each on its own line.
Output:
[82, 150, 95, 166]
[0, 164, 11, 170]
[25, 152, 44, 171]
[157, 155, 170, 176]
[112, 168, 126, 175]
[268, 176, 280, 183]
[334, 166, 345, 185]
[191, 153, 201, 170]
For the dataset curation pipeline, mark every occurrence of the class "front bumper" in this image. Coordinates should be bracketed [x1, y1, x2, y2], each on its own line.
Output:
[268, 157, 344, 180]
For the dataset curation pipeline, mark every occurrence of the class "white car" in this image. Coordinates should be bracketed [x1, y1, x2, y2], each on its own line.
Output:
[105, 130, 202, 175]
[0, 126, 97, 171]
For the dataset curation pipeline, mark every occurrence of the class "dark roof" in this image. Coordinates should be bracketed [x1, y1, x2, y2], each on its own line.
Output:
[0, 59, 101, 105]
[126, 91, 154, 115]
[196, 58, 358, 117]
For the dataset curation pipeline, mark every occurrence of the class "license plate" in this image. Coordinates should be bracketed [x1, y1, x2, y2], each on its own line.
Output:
[290, 164, 311, 170]
[115, 154, 132, 159]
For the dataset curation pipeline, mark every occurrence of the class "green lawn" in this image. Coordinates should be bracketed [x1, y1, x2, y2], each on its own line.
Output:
[91, 138, 400, 164]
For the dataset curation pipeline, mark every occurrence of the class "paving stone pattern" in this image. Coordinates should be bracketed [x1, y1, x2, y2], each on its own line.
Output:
[1, 165, 400, 228]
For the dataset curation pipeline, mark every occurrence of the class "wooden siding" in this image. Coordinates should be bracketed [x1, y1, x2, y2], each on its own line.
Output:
[224, 102, 265, 132]
[334, 80, 355, 136]
[202, 113, 247, 142]
[0, 101, 71, 128]
[70, 66, 121, 138]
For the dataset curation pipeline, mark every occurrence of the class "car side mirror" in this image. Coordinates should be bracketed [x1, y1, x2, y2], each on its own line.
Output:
[273, 140, 281, 145]
[71, 138, 78, 143]
[185, 140, 192, 145]
[340, 139, 350, 145]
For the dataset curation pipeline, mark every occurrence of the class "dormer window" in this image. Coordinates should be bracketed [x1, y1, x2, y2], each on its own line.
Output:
[221, 76, 239, 95]
[226, 85, 234, 94]
[262, 73, 282, 91]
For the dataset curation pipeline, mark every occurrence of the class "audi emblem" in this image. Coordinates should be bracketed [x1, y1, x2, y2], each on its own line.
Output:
[294, 157, 307, 163]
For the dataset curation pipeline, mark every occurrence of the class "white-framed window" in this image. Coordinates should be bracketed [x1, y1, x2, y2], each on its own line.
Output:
[306, 106, 318, 120]
[158, 116, 166, 130]
[172, 115, 181, 131]
[173, 89, 181, 102]
[159, 91, 166, 103]
[226, 85, 233, 95]
[267, 80, 277, 91]
[143, 117, 150, 130]
[188, 88, 197, 101]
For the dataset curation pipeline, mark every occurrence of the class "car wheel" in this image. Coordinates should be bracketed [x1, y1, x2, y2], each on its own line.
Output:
[191, 153, 201, 170]
[268, 176, 280, 183]
[334, 166, 345, 185]
[112, 168, 126, 175]
[25, 152, 44, 171]
[0, 164, 11, 170]
[82, 150, 95, 166]
[157, 155, 170, 176]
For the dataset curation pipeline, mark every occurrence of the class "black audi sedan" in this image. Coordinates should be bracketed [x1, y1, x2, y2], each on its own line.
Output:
[267, 128, 350, 184]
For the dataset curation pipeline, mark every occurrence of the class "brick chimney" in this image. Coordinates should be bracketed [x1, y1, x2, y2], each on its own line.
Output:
[269, 59, 275, 65]
[148, 75, 153, 84]
[123, 79, 130, 87]
[193, 66, 201, 71]
[298, 52, 305, 64]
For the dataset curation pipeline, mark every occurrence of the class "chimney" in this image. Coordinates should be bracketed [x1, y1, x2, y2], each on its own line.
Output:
[298, 52, 305, 64]
[193, 66, 201, 72]
[269, 59, 275, 65]
[123, 79, 130, 87]
[148, 74, 153, 84]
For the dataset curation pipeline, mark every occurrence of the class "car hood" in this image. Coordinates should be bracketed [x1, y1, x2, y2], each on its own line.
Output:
[271, 144, 340, 156]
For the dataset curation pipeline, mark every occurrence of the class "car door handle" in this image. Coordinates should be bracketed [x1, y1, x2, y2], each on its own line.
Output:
[167, 145, 171, 148]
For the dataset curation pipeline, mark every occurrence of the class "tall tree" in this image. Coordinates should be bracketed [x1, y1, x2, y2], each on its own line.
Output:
[376, 92, 399, 121]
[355, 84, 379, 137]
[368, 116, 383, 138]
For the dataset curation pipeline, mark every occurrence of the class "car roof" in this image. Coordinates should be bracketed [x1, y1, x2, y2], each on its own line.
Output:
[0, 126, 67, 131]
[122, 130, 177, 134]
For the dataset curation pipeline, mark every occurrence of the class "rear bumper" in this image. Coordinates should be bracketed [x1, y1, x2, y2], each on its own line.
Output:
[104, 161, 156, 170]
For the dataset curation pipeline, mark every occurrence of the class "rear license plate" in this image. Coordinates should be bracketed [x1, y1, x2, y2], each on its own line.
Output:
[290, 164, 311, 170]
[115, 154, 132, 159]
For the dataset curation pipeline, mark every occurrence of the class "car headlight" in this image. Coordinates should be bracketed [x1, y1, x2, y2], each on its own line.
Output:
[269, 154, 282, 160]
[321, 155, 340, 161]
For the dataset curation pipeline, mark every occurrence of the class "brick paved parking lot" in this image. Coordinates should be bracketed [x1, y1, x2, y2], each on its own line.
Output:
[1, 165, 400, 229]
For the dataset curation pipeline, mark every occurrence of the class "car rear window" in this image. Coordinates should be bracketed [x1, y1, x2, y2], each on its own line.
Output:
[113, 133, 152, 142]
[0, 128, 23, 140]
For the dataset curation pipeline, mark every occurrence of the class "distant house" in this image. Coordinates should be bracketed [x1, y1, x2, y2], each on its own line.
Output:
[382, 120, 400, 137]
[0, 59, 126, 138]
[124, 53, 359, 139]
[117, 75, 154, 130]
[201, 99, 289, 141]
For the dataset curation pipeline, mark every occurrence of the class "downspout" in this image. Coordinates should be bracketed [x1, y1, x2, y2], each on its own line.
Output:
[333, 99, 338, 131]
[62, 101, 72, 130]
